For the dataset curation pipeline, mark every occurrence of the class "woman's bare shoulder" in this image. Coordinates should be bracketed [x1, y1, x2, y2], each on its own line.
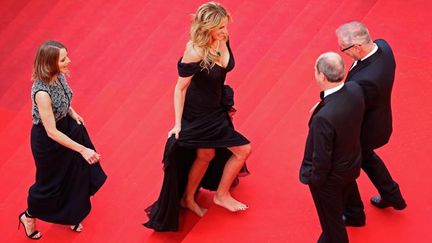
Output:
[181, 41, 203, 63]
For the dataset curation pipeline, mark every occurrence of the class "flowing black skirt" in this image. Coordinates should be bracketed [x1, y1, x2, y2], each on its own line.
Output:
[144, 108, 250, 231]
[27, 115, 107, 225]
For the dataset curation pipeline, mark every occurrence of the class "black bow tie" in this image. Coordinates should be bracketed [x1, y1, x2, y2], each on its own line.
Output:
[319, 91, 324, 100]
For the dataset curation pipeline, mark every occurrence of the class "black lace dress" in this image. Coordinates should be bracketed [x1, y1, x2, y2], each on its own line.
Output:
[144, 42, 250, 231]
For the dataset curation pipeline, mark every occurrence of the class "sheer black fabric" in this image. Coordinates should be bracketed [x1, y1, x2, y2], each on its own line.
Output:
[27, 115, 107, 225]
[144, 41, 250, 231]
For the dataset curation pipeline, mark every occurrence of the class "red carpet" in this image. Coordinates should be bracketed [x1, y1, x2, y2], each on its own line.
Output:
[1, 0, 431, 242]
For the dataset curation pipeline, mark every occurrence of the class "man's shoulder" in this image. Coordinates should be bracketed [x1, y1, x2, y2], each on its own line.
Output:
[325, 84, 359, 101]
[344, 82, 363, 95]
[321, 85, 364, 115]
[374, 39, 393, 53]
[311, 112, 333, 128]
[375, 38, 389, 46]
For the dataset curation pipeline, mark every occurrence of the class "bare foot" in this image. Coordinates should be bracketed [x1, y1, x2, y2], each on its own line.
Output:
[19, 213, 42, 239]
[214, 194, 248, 212]
[70, 223, 83, 232]
[180, 198, 207, 217]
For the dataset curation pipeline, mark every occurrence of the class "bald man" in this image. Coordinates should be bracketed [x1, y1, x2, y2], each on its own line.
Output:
[300, 52, 365, 243]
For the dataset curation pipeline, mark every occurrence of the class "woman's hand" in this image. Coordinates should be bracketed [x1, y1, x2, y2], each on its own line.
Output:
[69, 108, 85, 125]
[80, 147, 101, 164]
[168, 124, 181, 139]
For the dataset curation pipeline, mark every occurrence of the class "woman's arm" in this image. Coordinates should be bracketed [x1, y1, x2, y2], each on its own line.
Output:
[68, 106, 84, 125]
[35, 91, 100, 164]
[167, 42, 202, 139]
[168, 77, 192, 139]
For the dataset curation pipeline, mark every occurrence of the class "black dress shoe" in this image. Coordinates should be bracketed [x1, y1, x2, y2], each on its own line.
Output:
[370, 195, 407, 210]
[342, 215, 365, 227]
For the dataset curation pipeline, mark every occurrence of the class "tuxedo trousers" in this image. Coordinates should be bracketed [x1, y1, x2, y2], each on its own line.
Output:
[344, 149, 405, 219]
[309, 180, 355, 243]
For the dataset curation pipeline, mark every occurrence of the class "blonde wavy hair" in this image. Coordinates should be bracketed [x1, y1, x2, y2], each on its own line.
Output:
[190, 2, 231, 70]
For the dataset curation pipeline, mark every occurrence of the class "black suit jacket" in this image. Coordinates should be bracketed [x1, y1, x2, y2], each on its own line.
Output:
[300, 82, 365, 186]
[346, 39, 395, 150]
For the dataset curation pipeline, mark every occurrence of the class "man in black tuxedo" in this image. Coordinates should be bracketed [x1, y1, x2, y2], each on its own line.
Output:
[336, 21, 407, 226]
[300, 52, 365, 243]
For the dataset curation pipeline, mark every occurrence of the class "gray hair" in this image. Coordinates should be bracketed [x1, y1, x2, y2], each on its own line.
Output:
[336, 21, 371, 46]
[316, 52, 345, 82]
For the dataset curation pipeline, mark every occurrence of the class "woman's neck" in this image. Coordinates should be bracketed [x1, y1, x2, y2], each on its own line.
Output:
[211, 40, 221, 57]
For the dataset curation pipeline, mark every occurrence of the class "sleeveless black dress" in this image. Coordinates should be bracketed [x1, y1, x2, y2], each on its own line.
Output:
[27, 76, 107, 225]
[144, 42, 250, 231]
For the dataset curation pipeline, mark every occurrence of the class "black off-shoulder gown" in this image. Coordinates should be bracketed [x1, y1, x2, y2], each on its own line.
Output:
[144, 42, 250, 231]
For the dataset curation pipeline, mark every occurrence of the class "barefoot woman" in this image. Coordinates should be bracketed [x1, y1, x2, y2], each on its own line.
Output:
[144, 2, 251, 231]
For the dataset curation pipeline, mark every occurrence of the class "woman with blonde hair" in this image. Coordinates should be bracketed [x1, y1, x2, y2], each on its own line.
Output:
[18, 40, 107, 240]
[144, 2, 251, 231]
